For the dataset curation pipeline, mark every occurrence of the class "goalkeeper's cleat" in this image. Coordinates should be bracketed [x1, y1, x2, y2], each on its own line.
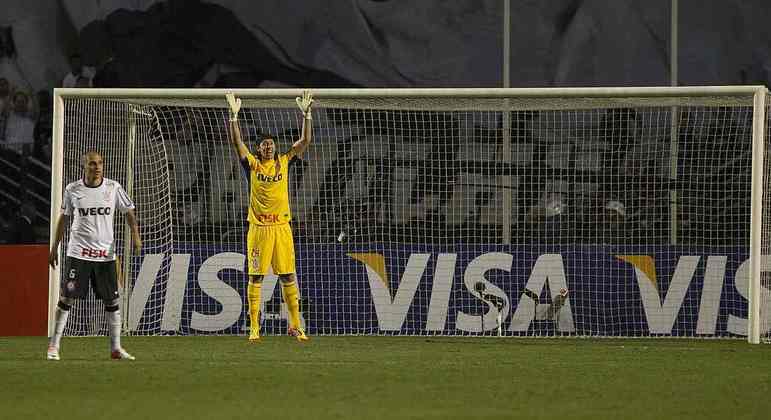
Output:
[110, 348, 135, 361]
[248, 332, 261, 342]
[46, 346, 60, 361]
[288, 327, 309, 342]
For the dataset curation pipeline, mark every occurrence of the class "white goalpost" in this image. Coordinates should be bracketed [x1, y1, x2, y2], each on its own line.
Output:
[49, 86, 771, 342]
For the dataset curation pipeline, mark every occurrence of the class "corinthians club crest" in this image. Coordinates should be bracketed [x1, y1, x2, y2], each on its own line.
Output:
[103, 182, 114, 203]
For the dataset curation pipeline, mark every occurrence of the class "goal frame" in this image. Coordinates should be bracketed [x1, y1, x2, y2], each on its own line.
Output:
[49, 85, 769, 342]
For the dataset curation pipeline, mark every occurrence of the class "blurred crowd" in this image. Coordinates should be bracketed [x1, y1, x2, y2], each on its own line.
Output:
[0, 53, 95, 244]
[304, 107, 752, 247]
[0, 52, 757, 248]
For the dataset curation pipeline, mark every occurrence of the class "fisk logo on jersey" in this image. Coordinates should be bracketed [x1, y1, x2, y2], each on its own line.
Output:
[81, 247, 108, 258]
[256, 214, 280, 223]
[78, 207, 112, 216]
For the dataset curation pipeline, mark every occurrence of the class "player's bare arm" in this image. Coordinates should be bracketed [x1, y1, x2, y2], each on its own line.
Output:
[48, 213, 69, 268]
[288, 90, 314, 159]
[226, 92, 250, 161]
[115, 255, 124, 289]
[126, 209, 142, 253]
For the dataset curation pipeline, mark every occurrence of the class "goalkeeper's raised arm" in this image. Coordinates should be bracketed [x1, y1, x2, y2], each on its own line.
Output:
[288, 89, 314, 159]
[226, 92, 249, 161]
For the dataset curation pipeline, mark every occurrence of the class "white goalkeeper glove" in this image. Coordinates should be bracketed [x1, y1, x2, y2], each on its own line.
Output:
[226, 92, 242, 122]
[296, 89, 314, 119]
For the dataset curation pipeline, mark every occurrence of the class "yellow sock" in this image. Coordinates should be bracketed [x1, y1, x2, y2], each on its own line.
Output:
[281, 281, 301, 329]
[247, 282, 262, 337]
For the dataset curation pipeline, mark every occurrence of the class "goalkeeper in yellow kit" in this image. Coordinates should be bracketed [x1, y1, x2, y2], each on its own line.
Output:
[226, 90, 314, 342]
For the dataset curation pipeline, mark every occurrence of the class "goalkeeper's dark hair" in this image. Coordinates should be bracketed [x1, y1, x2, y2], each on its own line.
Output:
[255, 132, 274, 143]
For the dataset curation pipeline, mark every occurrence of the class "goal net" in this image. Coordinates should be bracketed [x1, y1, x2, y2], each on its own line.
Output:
[49, 87, 771, 342]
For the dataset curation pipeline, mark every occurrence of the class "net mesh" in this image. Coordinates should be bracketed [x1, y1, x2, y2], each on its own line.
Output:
[54, 90, 769, 339]
[761, 96, 771, 343]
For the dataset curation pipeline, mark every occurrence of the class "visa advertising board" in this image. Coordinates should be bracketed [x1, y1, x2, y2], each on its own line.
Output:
[124, 245, 770, 336]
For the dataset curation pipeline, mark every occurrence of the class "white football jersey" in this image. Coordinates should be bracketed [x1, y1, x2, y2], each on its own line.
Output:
[61, 177, 135, 262]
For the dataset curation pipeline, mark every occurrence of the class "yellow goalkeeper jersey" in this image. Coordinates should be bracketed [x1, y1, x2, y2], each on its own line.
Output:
[244, 153, 291, 226]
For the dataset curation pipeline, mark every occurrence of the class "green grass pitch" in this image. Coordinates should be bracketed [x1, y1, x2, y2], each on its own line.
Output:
[1, 336, 770, 420]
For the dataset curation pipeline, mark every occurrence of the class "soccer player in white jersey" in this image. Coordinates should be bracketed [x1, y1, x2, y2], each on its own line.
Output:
[46, 151, 142, 361]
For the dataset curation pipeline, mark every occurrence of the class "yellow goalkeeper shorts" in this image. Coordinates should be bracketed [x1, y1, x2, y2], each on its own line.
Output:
[246, 223, 296, 275]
